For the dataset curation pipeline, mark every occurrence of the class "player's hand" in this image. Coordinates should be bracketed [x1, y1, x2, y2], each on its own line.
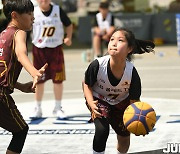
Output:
[90, 100, 102, 118]
[64, 37, 72, 46]
[39, 63, 48, 74]
[32, 63, 48, 90]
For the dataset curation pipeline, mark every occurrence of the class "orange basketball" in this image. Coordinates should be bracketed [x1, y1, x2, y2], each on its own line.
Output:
[123, 102, 156, 136]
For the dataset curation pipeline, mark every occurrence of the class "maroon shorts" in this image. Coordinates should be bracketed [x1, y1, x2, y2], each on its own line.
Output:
[86, 97, 131, 136]
[0, 89, 27, 132]
[32, 45, 66, 84]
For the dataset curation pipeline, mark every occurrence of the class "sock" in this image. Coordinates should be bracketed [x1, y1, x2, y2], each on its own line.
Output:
[93, 150, 105, 154]
[117, 150, 127, 154]
[55, 100, 61, 109]
[117, 150, 121, 154]
[35, 101, 41, 109]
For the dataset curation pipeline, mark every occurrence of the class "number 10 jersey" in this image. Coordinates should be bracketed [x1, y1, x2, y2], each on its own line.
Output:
[32, 4, 64, 48]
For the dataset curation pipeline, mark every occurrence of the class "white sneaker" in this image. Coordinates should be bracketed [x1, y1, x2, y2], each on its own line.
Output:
[53, 107, 67, 119]
[57, 109, 67, 119]
[30, 107, 42, 119]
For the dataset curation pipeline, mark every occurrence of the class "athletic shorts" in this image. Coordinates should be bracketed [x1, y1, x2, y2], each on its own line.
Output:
[0, 88, 27, 132]
[86, 97, 131, 136]
[32, 45, 66, 84]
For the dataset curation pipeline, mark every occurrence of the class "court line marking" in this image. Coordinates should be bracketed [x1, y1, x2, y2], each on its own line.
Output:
[136, 66, 180, 70]
[12, 88, 180, 96]
[20, 65, 180, 74]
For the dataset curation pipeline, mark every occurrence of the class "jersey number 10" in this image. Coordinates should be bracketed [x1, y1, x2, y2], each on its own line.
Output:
[42, 27, 55, 37]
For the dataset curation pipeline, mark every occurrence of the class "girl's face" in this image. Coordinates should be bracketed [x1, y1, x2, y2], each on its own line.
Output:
[108, 30, 132, 58]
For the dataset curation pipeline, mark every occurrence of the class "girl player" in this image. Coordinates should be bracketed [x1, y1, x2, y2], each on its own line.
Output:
[82, 27, 155, 154]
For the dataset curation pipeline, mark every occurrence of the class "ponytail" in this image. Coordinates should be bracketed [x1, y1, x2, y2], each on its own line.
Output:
[133, 39, 155, 54]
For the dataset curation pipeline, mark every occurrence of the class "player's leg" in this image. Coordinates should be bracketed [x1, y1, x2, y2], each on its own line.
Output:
[32, 83, 45, 118]
[53, 82, 63, 100]
[109, 98, 131, 153]
[117, 135, 130, 153]
[85, 98, 111, 153]
[7, 126, 29, 154]
[50, 45, 66, 119]
[52, 82, 66, 119]
[93, 118, 110, 153]
[93, 34, 102, 58]
[31, 45, 47, 118]
[6, 150, 18, 154]
[35, 83, 45, 101]
[0, 93, 29, 153]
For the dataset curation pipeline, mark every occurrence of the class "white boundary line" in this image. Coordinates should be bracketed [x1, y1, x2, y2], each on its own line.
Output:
[136, 66, 180, 70]
[12, 88, 180, 96]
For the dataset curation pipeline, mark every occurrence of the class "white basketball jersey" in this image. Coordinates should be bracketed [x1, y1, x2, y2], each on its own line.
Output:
[32, 5, 64, 48]
[92, 55, 134, 105]
[96, 12, 112, 31]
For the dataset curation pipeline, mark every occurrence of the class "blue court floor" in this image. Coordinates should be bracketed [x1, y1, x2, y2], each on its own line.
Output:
[0, 97, 180, 154]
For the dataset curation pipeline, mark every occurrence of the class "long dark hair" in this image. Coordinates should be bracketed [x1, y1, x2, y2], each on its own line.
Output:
[114, 27, 155, 61]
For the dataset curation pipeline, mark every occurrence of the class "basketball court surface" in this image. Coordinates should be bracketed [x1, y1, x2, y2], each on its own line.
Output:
[0, 46, 180, 154]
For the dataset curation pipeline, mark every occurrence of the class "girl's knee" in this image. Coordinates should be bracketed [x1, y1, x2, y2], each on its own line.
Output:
[117, 135, 130, 153]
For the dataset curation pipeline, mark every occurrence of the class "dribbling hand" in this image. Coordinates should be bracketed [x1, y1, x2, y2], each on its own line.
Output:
[32, 63, 48, 90]
[90, 100, 102, 118]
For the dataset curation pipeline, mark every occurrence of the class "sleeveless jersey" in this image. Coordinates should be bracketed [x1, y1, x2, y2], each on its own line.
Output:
[92, 55, 134, 105]
[96, 12, 112, 31]
[32, 4, 64, 48]
[0, 26, 22, 93]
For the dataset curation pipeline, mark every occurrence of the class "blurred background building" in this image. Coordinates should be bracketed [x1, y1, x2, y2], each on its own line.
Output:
[1, 0, 180, 47]
[29, 0, 180, 15]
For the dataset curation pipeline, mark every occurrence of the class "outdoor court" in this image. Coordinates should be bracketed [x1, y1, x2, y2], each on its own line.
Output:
[0, 45, 180, 154]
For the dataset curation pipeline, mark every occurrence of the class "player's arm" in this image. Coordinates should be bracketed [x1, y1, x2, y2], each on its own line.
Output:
[15, 30, 40, 77]
[60, 7, 73, 46]
[83, 81, 95, 106]
[14, 30, 47, 89]
[129, 67, 141, 104]
[83, 60, 101, 117]
[14, 81, 35, 93]
[83, 81, 101, 118]
[104, 15, 115, 39]
[64, 24, 73, 46]
[92, 16, 102, 36]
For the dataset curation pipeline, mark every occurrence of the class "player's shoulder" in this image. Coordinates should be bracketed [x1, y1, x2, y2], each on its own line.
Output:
[126, 60, 134, 69]
[51, 3, 60, 11]
[89, 59, 99, 68]
[34, 5, 40, 11]
[97, 55, 110, 63]
[14, 29, 27, 40]
[15, 29, 26, 35]
[94, 55, 110, 68]
[96, 12, 101, 18]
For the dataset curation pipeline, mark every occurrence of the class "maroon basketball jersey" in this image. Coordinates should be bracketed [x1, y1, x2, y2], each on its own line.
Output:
[0, 26, 22, 93]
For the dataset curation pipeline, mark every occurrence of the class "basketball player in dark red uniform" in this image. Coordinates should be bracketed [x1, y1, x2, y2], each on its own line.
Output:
[0, 0, 47, 153]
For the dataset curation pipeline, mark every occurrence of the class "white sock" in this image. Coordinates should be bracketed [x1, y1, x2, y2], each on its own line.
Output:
[55, 100, 61, 109]
[35, 101, 41, 109]
[93, 150, 105, 154]
[117, 150, 127, 154]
